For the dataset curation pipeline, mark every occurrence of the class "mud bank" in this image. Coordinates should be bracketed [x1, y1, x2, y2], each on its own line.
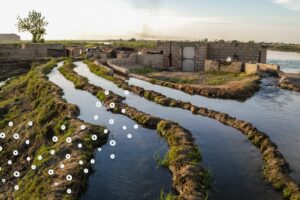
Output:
[59, 60, 209, 200]
[86, 61, 300, 200]
[129, 73, 261, 101]
[279, 72, 300, 92]
[0, 60, 108, 200]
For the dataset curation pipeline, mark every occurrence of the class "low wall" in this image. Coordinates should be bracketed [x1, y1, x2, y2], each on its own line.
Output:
[258, 63, 280, 73]
[109, 54, 137, 66]
[137, 54, 163, 68]
[205, 59, 279, 74]
[0, 48, 48, 61]
[245, 63, 259, 74]
[204, 59, 243, 73]
[0, 43, 65, 61]
[107, 60, 129, 75]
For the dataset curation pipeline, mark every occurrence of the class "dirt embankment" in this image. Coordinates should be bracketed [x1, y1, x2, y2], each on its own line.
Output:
[0, 60, 33, 81]
[59, 60, 210, 200]
[279, 72, 300, 92]
[129, 73, 261, 101]
[86, 61, 300, 200]
[0, 60, 108, 200]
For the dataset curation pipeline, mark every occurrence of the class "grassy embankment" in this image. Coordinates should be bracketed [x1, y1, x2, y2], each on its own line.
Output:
[0, 60, 108, 200]
[269, 43, 300, 53]
[129, 66, 260, 100]
[129, 67, 254, 85]
[85, 61, 300, 200]
[59, 60, 212, 200]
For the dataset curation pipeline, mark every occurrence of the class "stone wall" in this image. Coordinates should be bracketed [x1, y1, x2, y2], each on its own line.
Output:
[258, 63, 280, 73]
[204, 59, 243, 73]
[207, 42, 267, 63]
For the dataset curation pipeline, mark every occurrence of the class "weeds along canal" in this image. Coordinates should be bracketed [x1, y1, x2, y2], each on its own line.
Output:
[47, 63, 173, 200]
[73, 61, 282, 200]
[127, 54, 300, 185]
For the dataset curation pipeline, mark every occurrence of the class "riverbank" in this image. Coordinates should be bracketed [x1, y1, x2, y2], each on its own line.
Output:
[128, 70, 261, 101]
[279, 72, 300, 92]
[59, 60, 211, 200]
[85, 60, 300, 200]
[0, 60, 108, 199]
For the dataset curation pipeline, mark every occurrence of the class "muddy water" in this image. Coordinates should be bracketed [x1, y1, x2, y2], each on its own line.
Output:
[128, 51, 300, 185]
[48, 63, 173, 200]
[74, 61, 282, 200]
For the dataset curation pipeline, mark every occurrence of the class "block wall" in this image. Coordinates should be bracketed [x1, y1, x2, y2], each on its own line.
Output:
[207, 42, 267, 64]
[156, 41, 207, 71]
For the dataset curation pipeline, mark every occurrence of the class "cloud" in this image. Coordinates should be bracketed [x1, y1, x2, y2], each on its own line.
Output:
[273, 0, 300, 11]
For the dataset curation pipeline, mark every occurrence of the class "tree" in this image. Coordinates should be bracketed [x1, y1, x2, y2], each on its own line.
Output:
[17, 10, 48, 43]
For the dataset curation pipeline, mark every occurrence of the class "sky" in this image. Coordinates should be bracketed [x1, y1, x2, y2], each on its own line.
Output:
[1, 0, 300, 43]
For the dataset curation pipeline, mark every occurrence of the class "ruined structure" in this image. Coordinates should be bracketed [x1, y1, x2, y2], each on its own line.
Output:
[156, 41, 268, 72]
[66, 46, 85, 57]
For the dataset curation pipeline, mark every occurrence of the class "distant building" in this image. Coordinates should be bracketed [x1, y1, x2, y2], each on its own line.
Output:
[65, 46, 86, 57]
[156, 41, 268, 72]
[0, 34, 21, 42]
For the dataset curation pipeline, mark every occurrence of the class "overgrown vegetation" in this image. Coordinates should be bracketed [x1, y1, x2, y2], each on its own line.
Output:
[112, 40, 156, 49]
[269, 43, 300, 53]
[129, 67, 162, 76]
[203, 71, 251, 85]
[0, 60, 108, 199]
[130, 67, 253, 86]
[159, 191, 177, 200]
[59, 59, 88, 89]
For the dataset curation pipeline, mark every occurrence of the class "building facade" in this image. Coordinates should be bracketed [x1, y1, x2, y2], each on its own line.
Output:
[156, 41, 267, 72]
[0, 34, 21, 42]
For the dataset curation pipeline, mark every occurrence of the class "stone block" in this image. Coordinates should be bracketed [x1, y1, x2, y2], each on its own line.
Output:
[204, 59, 219, 71]
[220, 62, 243, 73]
[245, 63, 259, 74]
[258, 63, 280, 73]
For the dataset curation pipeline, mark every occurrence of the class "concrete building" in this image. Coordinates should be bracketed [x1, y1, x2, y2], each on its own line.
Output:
[0, 34, 21, 43]
[0, 43, 65, 61]
[156, 41, 268, 72]
[66, 46, 86, 57]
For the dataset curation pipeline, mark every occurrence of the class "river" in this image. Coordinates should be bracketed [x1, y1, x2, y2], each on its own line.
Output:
[48, 63, 173, 200]
[73, 61, 282, 200]
[46, 50, 300, 200]
[127, 51, 300, 185]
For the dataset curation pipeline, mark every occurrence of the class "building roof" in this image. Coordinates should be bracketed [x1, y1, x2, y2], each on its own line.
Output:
[0, 33, 21, 41]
